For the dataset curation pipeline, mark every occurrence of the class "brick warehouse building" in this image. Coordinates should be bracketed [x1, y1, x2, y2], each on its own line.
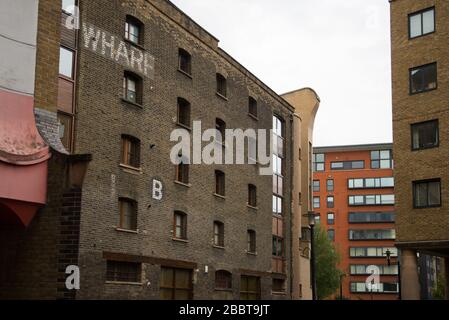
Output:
[0, 0, 320, 300]
[390, 0, 449, 299]
[313, 144, 399, 300]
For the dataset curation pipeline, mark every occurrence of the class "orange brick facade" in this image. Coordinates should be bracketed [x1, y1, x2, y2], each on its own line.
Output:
[313, 144, 399, 300]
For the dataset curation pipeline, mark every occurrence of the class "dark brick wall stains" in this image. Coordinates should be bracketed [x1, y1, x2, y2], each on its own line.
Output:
[57, 188, 82, 300]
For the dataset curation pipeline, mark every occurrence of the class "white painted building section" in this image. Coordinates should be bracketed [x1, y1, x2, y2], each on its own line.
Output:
[0, 0, 39, 95]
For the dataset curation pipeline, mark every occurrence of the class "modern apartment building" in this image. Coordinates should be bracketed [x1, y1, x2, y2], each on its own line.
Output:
[390, 0, 449, 299]
[0, 0, 320, 300]
[313, 144, 399, 300]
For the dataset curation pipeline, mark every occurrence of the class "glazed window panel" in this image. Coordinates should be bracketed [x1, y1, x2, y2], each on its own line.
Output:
[213, 221, 224, 247]
[410, 63, 437, 94]
[118, 198, 137, 231]
[313, 196, 320, 209]
[173, 211, 187, 240]
[249, 97, 258, 118]
[178, 49, 192, 75]
[106, 261, 141, 283]
[177, 98, 191, 128]
[59, 47, 74, 79]
[409, 7, 435, 38]
[121, 135, 141, 168]
[313, 180, 320, 192]
[412, 120, 439, 150]
[413, 179, 441, 208]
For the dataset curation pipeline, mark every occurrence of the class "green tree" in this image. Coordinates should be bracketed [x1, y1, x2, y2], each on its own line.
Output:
[314, 224, 343, 300]
[431, 272, 446, 300]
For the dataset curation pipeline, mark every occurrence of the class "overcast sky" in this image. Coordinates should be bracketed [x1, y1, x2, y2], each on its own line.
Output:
[170, 0, 392, 147]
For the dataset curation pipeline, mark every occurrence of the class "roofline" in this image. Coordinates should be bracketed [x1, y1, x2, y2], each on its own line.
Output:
[281, 87, 321, 103]
[313, 143, 393, 153]
[153, 0, 296, 112]
[164, 0, 219, 42]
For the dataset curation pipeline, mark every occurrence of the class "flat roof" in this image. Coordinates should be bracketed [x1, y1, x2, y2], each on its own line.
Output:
[314, 143, 393, 153]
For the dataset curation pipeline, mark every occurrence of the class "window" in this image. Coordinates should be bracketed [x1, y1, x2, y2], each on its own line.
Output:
[216, 118, 226, 144]
[315, 215, 321, 224]
[106, 261, 141, 283]
[348, 194, 395, 206]
[273, 175, 283, 196]
[118, 198, 137, 231]
[409, 7, 435, 39]
[331, 161, 364, 170]
[125, 16, 143, 45]
[328, 229, 335, 241]
[160, 267, 192, 300]
[350, 265, 398, 276]
[273, 116, 284, 159]
[301, 227, 311, 241]
[411, 120, 439, 150]
[272, 279, 286, 293]
[249, 97, 258, 118]
[348, 177, 395, 189]
[215, 270, 232, 290]
[177, 98, 191, 128]
[350, 282, 398, 293]
[240, 276, 260, 300]
[413, 179, 441, 208]
[349, 212, 395, 223]
[248, 184, 257, 207]
[349, 229, 396, 241]
[121, 135, 141, 168]
[178, 49, 192, 75]
[216, 73, 227, 98]
[327, 196, 334, 208]
[313, 180, 320, 192]
[123, 72, 142, 104]
[247, 230, 256, 253]
[371, 150, 393, 169]
[272, 236, 283, 257]
[327, 213, 335, 225]
[327, 179, 334, 192]
[313, 197, 320, 209]
[272, 195, 283, 215]
[313, 153, 325, 172]
[349, 247, 398, 258]
[59, 47, 74, 79]
[62, 0, 76, 14]
[213, 221, 225, 247]
[176, 155, 190, 184]
[215, 170, 225, 196]
[173, 211, 187, 240]
[410, 63, 437, 94]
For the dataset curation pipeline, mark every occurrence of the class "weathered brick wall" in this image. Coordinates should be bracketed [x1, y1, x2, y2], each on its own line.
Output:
[391, 0, 449, 242]
[74, 0, 293, 299]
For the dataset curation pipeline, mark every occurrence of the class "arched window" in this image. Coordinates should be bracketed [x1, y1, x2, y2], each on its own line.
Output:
[215, 118, 226, 143]
[125, 15, 144, 45]
[177, 98, 191, 128]
[118, 198, 137, 231]
[175, 153, 189, 184]
[215, 170, 225, 196]
[248, 184, 257, 207]
[121, 134, 141, 168]
[178, 49, 192, 75]
[248, 97, 257, 118]
[173, 211, 187, 240]
[213, 221, 224, 247]
[123, 71, 143, 104]
[215, 270, 232, 290]
[247, 230, 256, 253]
[216, 73, 227, 97]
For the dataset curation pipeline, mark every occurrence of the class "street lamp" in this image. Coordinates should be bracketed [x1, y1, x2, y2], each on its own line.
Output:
[304, 211, 317, 300]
